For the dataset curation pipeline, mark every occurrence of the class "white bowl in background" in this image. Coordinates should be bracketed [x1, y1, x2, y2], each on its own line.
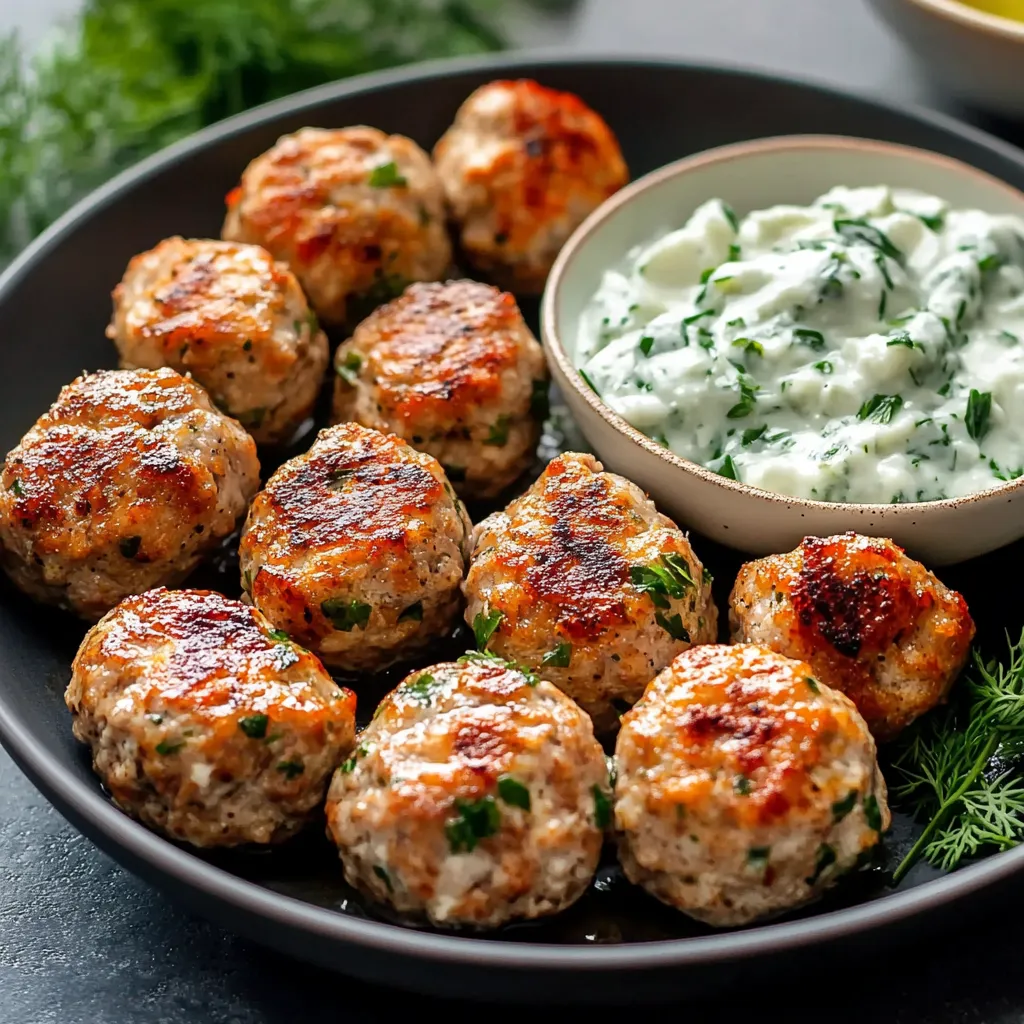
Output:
[868, 0, 1024, 119]
[541, 134, 1024, 565]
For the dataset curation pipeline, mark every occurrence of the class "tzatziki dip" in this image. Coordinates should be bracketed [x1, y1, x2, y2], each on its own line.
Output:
[574, 186, 1024, 503]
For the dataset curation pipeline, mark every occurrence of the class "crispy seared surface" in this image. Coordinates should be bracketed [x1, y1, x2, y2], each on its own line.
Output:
[434, 79, 628, 293]
[331, 279, 546, 498]
[463, 452, 717, 724]
[223, 126, 451, 324]
[240, 423, 470, 672]
[67, 588, 356, 847]
[325, 657, 608, 927]
[615, 643, 889, 926]
[0, 368, 259, 620]
[108, 237, 328, 443]
[729, 533, 975, 740]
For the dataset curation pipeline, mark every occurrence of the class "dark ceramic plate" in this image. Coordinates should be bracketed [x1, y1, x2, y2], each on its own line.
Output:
[4, 53, 1024, 1003]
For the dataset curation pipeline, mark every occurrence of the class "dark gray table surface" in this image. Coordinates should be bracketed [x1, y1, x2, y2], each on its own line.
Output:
[5, 1, 1024, 1020]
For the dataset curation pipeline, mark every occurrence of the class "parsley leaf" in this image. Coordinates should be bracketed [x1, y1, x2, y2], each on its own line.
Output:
[368, 161, 407, 188]
[542, 642, 572, 668]
[472, 609, 503, 650]
[857, 393, 904, 424]
[238, 714, 269, 739]
[321, 598, 371, 632]
[445, 796, 500, 852]
[965, 389, 992, 442]
[497, 775, 531, 811]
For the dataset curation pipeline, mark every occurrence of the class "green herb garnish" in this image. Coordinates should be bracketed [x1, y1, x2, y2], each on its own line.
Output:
[368, 160, 407, 188]
[592, 785, 612, 829]
[813, 360, 833, 375]
[398, 601, 423, 623]
[718, 454, 740, 481]
[155, 740, 184, 755]
[277, 759, 304, 780]
[638, 334, 654, 357]
[806, 843, 837, 885]
[321, 598, 371, 632]
[793, 328, 825, 351]
[472, 608, 503, 650]
[741, 424, 767, 446]
[629, 555, 695, 608]
[965, 389, 992, 442]
[402, 673, 437, 705]
[655, 611, 690, 642]
[857, 393, 904, 424]
[484, 415, 510, 446]
[445, 796, 500, 852]
[267, 629, 290, 643]
[834, 218, 903, 262]
[542, 642, 572, 668]
[373, 865, 393, 891]
[578, 368, 600, 396]
[497, 775, 531, 811]
[238, 714, 269, 739]
[335, 350, 362, 386]
[831, 790, 858, 823]
[890, 631, 1024, 881]
[734, 774, 752, 796]
[7, 478, 23, 496]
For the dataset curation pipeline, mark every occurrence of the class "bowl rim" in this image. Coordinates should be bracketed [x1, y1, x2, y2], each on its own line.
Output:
[7, 51, 1024, 976]
[905, 0, 1024, 41]
[542, 132, 1024, 518]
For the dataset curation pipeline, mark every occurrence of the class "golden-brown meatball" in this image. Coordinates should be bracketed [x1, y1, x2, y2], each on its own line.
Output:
[222, 126, 451, 325]
[239, 423, 471, 673]
[325, 655, 610, 928]
[615, 644, 890, 927]
[107, 237, 329, 445]
[433, 79, 628, 293]
[67, 588, 357, 847]
[331, 280, 548, 499]
[0, 369, 259, 621]
[462, 452, 717, 727]
[728, 533, 975, 741]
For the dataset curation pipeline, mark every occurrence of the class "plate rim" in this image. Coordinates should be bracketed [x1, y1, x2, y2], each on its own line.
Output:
[3, 48, 1024, 972]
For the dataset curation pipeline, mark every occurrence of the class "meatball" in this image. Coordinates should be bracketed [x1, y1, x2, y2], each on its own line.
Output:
[66, 588, 357, 847]
[239, 422, 471, 673]
[325, 655, 609, 928]
[331, 280, 548, 499]
[462, 452, 717, 727]
[615, 644, 889, 927]
[433, 79, 628, 293]
[729, 533, 975, 741]
[107, 237, 329, 445]
[0, 368, 259, 621]
[222, 126, 451, 325]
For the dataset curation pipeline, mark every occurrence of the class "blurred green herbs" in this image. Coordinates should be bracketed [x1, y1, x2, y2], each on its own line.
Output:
[0, 0, 549, 266]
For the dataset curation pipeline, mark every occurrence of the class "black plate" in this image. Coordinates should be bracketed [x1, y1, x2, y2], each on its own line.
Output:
[4, 53, 1024, 1003]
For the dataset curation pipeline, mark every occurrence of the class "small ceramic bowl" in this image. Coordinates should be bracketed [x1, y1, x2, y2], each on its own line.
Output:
[868, 0, 1024, 119]
[541, 135, 1024, 566]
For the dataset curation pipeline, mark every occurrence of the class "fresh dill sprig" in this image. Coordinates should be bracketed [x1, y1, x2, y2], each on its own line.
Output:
[890, 629, 1024, 883]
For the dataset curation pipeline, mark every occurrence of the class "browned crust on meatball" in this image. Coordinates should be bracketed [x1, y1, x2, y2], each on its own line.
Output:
[331, 279, 547, 498]
[729, 533, 975, 740]
[434, 79, 628, 292]
[624, 644, 865, 828]
[223, 127, 451, 324]
[336, 280, 539, 426]
[0, 369, 259, 619]
[239, 423, 470, 668]
[67, 588, 356, 846]
[463, 452, 717, 723]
